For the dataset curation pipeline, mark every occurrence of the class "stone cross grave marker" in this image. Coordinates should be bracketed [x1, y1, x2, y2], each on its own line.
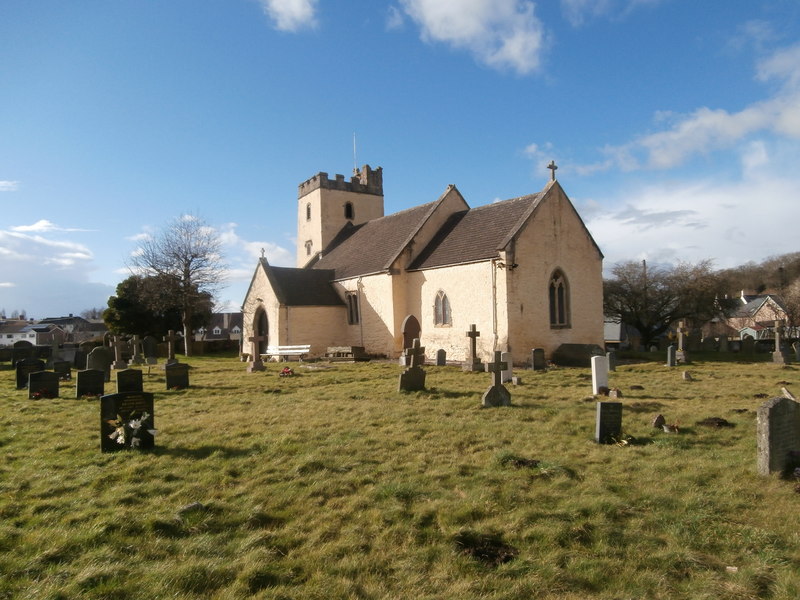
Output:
[500, 351, 513, 383]
[163, 330, 179, 365]
[247, 333, 266, 372]
[436, 348, 446, 366]
[165, 362, 190, 390]
[142, 336, 158, 365]
[86, 347, 113, 382]
[129, 335, 145, 365]
[116, 369, 143, 394]
[596, 401, 623, 444]
[531, 348, 546, 371]
[591, 355, 609, 395]
[111, 336, 128, 370]
[76, 369, 105, 398]
[15, 358, 45, 390]
[676, 320, 689, 363]
[666, 344, 677, 367]
[773, 320, 789, 364]
[53, 360, 72, 381]
[756, 396, 800, 475]
[398, 338, 426, 391]
[28, 371, 59, 399]
[100, 391, 155, 452]
[482, 351, 511, 407]
[463, 324, 483, 372]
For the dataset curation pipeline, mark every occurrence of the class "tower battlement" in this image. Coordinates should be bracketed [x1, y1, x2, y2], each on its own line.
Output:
[298, 164, 383, 198]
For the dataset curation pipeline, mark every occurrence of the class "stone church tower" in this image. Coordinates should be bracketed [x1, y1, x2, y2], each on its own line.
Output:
[296, 165, 384, 267]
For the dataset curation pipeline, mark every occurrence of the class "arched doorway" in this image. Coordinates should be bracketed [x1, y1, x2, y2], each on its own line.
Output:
[401, 314, 421, 349]
[253, 308, 268, 354]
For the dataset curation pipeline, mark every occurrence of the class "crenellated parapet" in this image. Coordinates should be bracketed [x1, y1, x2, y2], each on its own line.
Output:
[298, 165, 383, 198]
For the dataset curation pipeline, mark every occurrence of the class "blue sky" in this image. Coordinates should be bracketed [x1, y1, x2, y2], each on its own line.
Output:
[2, 0, 799, 318]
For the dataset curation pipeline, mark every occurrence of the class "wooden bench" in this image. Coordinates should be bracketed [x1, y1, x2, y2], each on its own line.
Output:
[260, 345, 311, 362]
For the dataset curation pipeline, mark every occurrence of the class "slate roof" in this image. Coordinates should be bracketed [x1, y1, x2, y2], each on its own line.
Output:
[313, 200, 440, 279]
[733, 294, 786, 318]
[409, 193, 544, 270]
[264, 262, 344, 306]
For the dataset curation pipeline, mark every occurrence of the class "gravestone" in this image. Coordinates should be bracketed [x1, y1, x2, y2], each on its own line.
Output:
[163, 330, 179, 365]
[87, 347, 113, 382]
[100, 391, 155, 452]
[28, 371, 59, 399]
[794, 341, 800, 362]
[76, 369, 105, 398]
[116, 369, 143, 393]
[436, 349, 447, 366]
[111, 336, 128, 370]
[11, 345, 34, 365]
[591, 355, 609, 395]
[500, 351, 513, 383]
[142, 336, 159, 365]
[595, 401, 623, 444]
[0, 348, 11, 363]
[60, 344, 77, 365]
[463, 324, 483, 372]
[719, 335, 729, 353]
[15, 358, 45, 389]
[676, 321, 689, 363]
[772, 320, 789, 364]
[606, 350, 617, 372]
[129, 335, 145, 365]
[165, 362, 190, 390]
[741, 335, 755, 355]
[531, 348, 546, 371]
[551, 343, 604, 367]
[53, 360, 72, 381]
[666, 344, 677, 367]
[48, 341, 61, 367]
[246, 333, 266, 372]
[482, 351, 511, 407]
[756, 396, 800, 475]
[398, 338, 426, 391]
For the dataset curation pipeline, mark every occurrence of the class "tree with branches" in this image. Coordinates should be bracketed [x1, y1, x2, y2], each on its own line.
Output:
[128, 215, 225, 356]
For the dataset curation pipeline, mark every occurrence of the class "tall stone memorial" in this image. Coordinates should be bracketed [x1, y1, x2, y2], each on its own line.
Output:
[591, 355, 609, 395]
[163, 330, 179, 366]
[398, 338, 426, 391]
[246, 333, 266, 373]
[772, 320, 789, 365]
[463, 324, 483, 372]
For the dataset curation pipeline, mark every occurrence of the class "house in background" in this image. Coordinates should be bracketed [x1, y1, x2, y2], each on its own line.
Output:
[38, 314, 108, 343]
[0, 319, 66, 347]
[194, 313, 243, 342]
[724, 291, 788, 340]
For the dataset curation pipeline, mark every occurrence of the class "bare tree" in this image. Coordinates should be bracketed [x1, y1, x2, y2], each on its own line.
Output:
[129, 215, 226, 356]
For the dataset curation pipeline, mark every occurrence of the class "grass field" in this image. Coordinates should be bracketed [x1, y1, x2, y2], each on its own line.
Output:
[1, 353, 799, 599]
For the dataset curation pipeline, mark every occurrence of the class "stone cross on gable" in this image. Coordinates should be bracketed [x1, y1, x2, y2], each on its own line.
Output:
[261, 248, 266, 259]
[485, 351, 508, 388]
[404, 338, 425, 368]
[547, 160, 558, 181]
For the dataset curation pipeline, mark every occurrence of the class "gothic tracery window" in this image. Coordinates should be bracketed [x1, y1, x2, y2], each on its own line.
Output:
[549, 270, 570, 328]
[434, 290, 452, 326]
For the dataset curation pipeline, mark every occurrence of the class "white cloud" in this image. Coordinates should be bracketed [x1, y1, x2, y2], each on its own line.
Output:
[0, 180, 20, 192]
[11, 219, 57, 233]
[0, 282, 16, 288]
[260, 0, 318, 32]
[386, 5, 405, 30]
[399, 0, 546, 74]
[560, 0, 662, 27]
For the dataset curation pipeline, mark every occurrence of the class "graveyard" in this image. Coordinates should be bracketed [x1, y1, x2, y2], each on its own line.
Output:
[1, 352, 799, 599]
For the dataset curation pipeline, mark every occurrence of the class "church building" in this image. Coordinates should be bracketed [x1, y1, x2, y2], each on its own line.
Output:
[242, 164, 604, 365]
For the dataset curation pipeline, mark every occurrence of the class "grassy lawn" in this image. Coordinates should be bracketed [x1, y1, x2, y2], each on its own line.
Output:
[1, 353, 799, 599]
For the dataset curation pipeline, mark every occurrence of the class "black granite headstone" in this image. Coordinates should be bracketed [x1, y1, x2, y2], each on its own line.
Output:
[76, 369, 105, 398]
[165, 362, 190, 390]
[116, 369, 143, 393]
[0, 348, 12, 362]
[53, 360, 72, 381]
[100, 391, 155, 452]
[28, 371, 59, 399]
[595, 401, 623, 444]
[15, 358, 45, 389]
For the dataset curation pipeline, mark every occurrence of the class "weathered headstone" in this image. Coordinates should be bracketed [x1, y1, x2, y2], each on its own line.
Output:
[163, 330, 179, 365]
[28, 371, 59, 399]
[436, 349, 446, 366]
[756, 396, 800, 475]
[719, 334, 729, 353]
[86, 347, 113, 382]
[741, 335, 755, 355]
[247, 333, 266, 372]
[52, 360, 72, 381]
[165, 362, 190, 390]
[111, 336, 128, 370]
[100, 391, 156, 452]
[142, 336, 159, 365]
[129, 335, 145, 365]
[531, 348, 546, 371]
[606, 350, 617, 372]
[398, 338, 426, 391]
[591, 355, 609, 395]
[676, 321, 689, 364]
[116, 369, 143, 393]
[595, 401, 623, 444]
[482, 351, 511, 407]
[76, 369, 105, 398]
[500, 351, 513, 383]
[15, 358, 45, 389]
[463, 324, 483, 372]
[666, 344, 676, 367]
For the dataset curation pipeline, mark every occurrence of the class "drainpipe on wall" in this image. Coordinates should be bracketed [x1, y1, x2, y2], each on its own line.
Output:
[491, 259, 498, 353]
[357, 277, 364, 347]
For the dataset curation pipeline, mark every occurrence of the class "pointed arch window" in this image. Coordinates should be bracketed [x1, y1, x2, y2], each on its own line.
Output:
[306, 203, 312, 221]
[344, 201, 354, 220]
[434, 290, 452, 326]
[346, 292, 360, 325]
[549, 270, 570, 328]
[305, 240, 313, 256]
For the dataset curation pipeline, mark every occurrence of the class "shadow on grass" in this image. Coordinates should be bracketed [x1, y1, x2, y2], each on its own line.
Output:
[152, 445, 256, 459]
[625, 401, 666, 413]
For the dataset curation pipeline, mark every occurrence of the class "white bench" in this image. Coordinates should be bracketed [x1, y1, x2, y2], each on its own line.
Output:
[261, 345, 311, 362]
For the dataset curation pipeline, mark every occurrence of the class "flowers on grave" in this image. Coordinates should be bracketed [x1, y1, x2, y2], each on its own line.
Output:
[280, 367, 294, 377]
[30, 388, 55, 400]
[107, 411, 157, 449]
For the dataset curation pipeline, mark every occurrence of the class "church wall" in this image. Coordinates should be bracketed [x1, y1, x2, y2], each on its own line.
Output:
[407, 261, 504, 363]
[332, 274, 397, 356]
[285, 306, 348, 356]
[241, 266, 285, 354]
[505, 185, 604, 361]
